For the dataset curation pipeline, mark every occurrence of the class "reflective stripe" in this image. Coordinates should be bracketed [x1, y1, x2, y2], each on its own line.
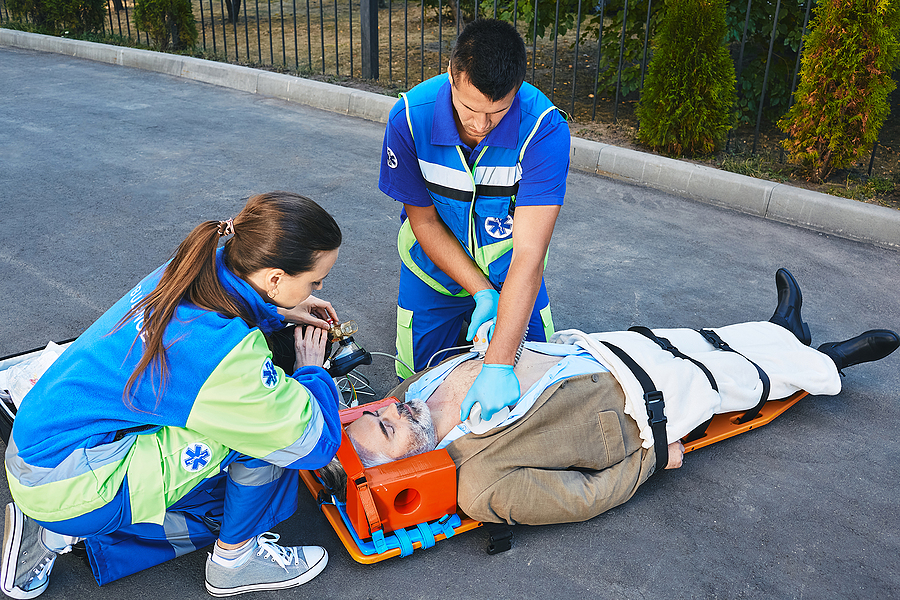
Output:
[6, 433, 133, 522]
[418, 161, 521, 201]
[397, 219, 470, 297]
[7, 425, 229, 525]
[228, 462, 284, 486]
[6, 436, 133, 522]
[418, 159, 475, 193]
[395, 306, 415, 379]
[473, 164, 521, 187]
[261, 401, 324, 466]
[6, 433, 133, 488]
[163, 512, 198, 557]
[463, 146, 487, 257]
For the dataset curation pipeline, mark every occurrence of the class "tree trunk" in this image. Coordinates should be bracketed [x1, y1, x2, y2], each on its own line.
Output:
[224, 0, 242, 22]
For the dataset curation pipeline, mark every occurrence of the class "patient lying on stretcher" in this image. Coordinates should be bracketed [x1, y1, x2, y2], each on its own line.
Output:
[319, 270, 899, 525]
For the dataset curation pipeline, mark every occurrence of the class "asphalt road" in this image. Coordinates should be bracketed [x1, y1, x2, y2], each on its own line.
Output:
[2, 45, 899, 600]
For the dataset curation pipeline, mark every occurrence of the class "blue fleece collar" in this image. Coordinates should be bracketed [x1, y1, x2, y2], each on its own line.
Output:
[215, 247, 285, 334]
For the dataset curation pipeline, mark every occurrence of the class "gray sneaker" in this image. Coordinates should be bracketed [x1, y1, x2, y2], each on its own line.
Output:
[204, 532, 328, 597]
[1, 503, 57, 599]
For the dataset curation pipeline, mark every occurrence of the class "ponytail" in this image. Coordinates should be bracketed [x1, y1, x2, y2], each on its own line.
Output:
[113, 191, 341, 411]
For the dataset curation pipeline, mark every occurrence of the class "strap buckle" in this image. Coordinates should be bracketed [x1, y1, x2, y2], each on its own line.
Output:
[644, 390, 667, 426]
[698, 328, 732, 351]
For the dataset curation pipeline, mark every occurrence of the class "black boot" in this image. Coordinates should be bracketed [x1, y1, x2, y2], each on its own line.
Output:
[817, 329, 900, 373]
[769, 268, 812, 346]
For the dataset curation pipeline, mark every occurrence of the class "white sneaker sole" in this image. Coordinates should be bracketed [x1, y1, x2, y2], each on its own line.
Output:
[1, 503, 48, 600]
[205, 548, 328, 597]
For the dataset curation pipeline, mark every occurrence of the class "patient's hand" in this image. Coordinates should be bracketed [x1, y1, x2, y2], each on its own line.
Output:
[293, 325, 328, 369]
[665, 441, 685, 469]
[278, 295, 338, 329]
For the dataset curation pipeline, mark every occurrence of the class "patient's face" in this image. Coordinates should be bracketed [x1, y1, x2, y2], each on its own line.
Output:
[344, 398, 437, 466]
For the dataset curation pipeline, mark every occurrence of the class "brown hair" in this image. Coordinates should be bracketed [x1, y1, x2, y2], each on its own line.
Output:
[114, 191, 342, 410]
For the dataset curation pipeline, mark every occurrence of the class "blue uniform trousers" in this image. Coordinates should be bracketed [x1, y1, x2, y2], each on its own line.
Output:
[34, 454, 300, 586]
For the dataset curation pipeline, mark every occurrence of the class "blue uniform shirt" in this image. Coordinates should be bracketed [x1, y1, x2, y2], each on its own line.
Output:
[379, 77, 570, 215]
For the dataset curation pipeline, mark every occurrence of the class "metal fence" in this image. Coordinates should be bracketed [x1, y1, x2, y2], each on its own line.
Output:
[1, 0, 892, 175]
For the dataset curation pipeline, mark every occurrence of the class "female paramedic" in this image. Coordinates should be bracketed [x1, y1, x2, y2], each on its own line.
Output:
[2, 192, 344, 598]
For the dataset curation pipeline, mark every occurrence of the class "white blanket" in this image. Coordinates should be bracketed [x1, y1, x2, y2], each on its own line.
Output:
[552, 322, 842, 449]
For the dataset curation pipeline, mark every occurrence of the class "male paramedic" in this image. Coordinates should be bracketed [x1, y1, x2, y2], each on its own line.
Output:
[325, 269, 899, 525]
[378, 18, 571, 429]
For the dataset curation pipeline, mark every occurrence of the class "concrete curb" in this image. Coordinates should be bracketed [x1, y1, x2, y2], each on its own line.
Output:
[4, 29, 899, 250]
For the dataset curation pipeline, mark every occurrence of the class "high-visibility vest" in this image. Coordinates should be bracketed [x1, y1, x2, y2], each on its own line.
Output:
[398, 75, 560, 296]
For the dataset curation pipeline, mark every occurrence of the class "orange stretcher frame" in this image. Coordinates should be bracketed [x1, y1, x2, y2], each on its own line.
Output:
[682, 390, 807, 453]
[301, 390, 809, 564]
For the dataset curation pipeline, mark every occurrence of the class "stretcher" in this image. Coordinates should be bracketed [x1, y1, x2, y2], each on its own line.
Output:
[300, 389, 809, 564]
[0, 341, 809, 564]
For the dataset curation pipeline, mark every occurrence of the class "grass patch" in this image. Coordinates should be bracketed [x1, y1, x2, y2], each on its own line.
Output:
[718, 152, 791, 183]
[825, 174, 899, 205]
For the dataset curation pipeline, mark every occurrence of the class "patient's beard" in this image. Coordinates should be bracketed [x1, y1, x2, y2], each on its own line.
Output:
[400, 398, 438, 456]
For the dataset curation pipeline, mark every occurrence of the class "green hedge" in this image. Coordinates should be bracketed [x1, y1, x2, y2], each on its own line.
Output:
[133, 0, 197, 51]
[635, 0, 736, 155]
[778, 0, 900, 181]
[6, 0, 105, 34]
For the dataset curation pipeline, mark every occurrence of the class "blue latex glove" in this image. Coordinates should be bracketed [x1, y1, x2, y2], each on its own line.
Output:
[460, 364, 520, 422]
[466, 289, 500, 342]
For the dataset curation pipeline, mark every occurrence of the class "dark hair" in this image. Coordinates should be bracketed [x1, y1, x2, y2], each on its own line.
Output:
[318, 457, 348, 503]
[115, 191, 342, 410]
[450, 19, 527, 101]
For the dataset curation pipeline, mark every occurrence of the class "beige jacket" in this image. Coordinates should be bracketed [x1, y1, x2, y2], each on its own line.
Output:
[445, 373, 655, 525]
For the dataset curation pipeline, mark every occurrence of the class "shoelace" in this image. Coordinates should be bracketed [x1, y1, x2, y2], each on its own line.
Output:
[254, 533, 300, 571]
[26, 555, 56, 587]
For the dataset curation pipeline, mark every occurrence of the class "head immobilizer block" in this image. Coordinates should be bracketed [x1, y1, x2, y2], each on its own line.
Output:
[336, 397, 458, 540]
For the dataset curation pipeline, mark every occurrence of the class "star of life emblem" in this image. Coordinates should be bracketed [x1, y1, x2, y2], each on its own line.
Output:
[182, 442, 212, 472]
[386, 146, 398, 169]
[484, 216, 513, 239]
[261, 358, 279, 388]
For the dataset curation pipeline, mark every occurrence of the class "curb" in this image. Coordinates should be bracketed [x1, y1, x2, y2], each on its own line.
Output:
[4, 29, 899, 251]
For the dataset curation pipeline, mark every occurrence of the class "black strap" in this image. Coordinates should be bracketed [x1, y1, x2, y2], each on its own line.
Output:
[629, 326, 719, 392]
[601, 341, 668, 474]
[697, 329, 771, 424]
[484, 522, 513, 555]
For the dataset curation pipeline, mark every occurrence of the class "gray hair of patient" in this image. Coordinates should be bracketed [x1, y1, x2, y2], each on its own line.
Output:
[346, 414, 438, 468]
[318, 434, 436, 504]
[319, 403, 438, 503]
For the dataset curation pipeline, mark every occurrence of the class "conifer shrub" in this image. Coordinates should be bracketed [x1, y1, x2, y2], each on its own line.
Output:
[6, 0, 105, 34]
[636, 0, 736, 156]
[133, 0, 198, 51]
[778, 0, 900, 182]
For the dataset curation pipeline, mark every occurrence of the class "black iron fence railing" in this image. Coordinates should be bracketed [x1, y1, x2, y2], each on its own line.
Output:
[1, 0, 892, 177]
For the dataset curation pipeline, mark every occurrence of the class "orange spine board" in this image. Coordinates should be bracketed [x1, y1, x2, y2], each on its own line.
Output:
[336, 400, 459, 539]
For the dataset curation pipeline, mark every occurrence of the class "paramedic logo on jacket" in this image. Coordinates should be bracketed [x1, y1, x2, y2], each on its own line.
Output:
[182, 443, 211, 472]
[485, 216, 513, 239]
[261, 358, 279, 388]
